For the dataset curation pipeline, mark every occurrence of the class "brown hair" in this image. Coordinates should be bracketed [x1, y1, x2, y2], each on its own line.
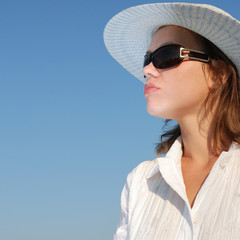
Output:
[155, 29, 240, 155]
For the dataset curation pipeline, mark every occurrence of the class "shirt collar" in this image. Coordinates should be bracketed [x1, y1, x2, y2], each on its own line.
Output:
[146, 137, 240, 180]
[146, 137, 240, 210]
[146, 136, 183, 180]
[146, 136, 190, 206]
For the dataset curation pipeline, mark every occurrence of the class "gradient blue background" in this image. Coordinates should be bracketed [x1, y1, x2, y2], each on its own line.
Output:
[0, 0, 239, 239]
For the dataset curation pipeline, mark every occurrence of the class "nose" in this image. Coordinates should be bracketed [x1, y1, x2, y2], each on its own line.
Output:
[143, 62, 160, 80]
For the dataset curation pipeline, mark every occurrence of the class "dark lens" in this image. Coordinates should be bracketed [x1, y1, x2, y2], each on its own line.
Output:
[143, 54, 151, 68]
[153, 45, 182, 69]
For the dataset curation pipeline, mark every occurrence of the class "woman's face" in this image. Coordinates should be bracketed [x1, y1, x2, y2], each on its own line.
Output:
[143, 26, 212, 121]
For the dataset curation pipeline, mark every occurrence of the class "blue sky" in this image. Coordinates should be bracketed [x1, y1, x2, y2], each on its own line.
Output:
[0, 0, 239, 239]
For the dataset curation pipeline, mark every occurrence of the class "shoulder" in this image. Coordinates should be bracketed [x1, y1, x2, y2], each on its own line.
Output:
[126, 159, 159, 187]
[135, 158, 158, 174]
[131, 158, 158, 174]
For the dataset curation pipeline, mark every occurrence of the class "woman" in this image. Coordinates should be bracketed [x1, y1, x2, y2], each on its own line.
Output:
[104, 3, 240, 239]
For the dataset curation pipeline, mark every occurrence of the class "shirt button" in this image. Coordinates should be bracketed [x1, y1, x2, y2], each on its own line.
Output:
[192, 214, 199, 224]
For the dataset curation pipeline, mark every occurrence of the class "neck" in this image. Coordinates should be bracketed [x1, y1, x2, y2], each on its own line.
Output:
[178, 115, 227, 164]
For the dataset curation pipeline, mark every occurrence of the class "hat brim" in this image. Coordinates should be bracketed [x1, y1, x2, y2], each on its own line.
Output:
[104, 3, 240, 83]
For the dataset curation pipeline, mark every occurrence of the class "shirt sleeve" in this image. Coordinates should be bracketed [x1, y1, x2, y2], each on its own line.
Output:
[113, 168, 136, 240]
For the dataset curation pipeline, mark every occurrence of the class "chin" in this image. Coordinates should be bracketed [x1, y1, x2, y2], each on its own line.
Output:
[146, 104, 178, 119]
[146, 106, 167, 118]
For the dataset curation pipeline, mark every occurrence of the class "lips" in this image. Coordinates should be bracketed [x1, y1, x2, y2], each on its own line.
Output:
[144, 83, 160, 95]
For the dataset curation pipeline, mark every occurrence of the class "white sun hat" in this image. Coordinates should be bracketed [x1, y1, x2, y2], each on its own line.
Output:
[103, 2, 240, 83]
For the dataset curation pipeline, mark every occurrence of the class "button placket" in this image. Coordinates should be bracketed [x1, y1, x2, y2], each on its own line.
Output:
[191, 204, 202, 226]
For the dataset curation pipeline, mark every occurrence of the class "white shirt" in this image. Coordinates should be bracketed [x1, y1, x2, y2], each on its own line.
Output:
[114, 138, 240, 240]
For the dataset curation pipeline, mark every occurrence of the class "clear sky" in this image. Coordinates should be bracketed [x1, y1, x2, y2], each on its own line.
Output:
[0, 0, 239, 239]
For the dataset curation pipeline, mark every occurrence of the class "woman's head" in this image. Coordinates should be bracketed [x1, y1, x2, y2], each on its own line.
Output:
[143, 25, 240, 153]
[150, 26, 240, 154]
[104, 2, 240, 153]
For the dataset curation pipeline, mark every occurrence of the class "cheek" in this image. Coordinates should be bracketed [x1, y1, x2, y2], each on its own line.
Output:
[168, 63, 211, 100]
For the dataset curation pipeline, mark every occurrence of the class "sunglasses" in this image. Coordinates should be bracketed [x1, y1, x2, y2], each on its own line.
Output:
[143, 44, 209, 72]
